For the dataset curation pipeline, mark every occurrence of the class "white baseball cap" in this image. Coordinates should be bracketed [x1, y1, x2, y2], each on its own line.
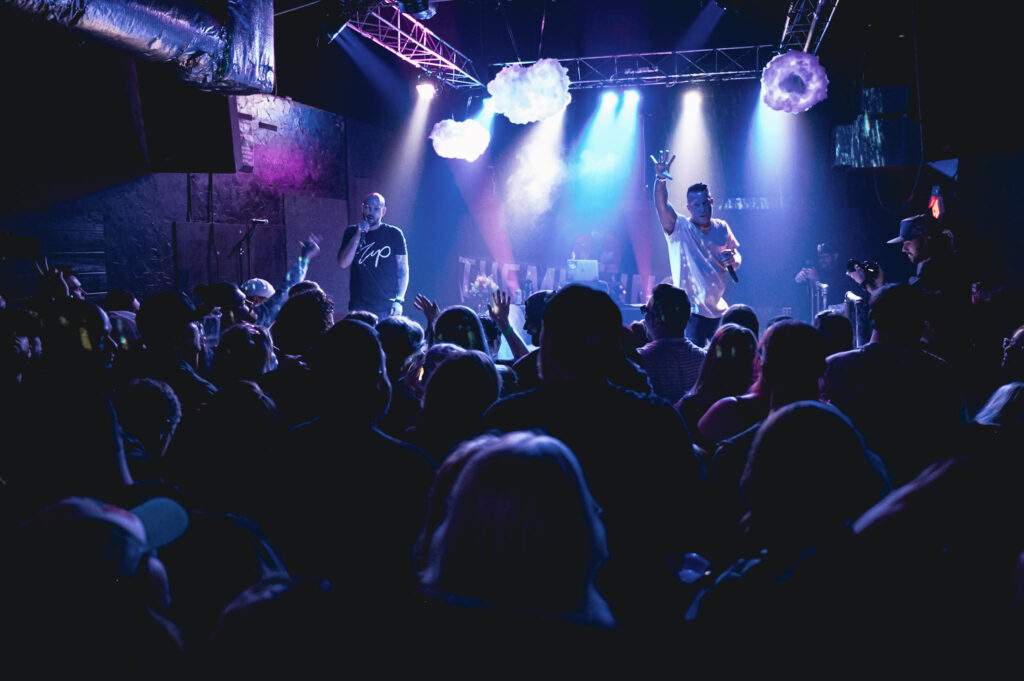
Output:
[241, 278, 276, 299]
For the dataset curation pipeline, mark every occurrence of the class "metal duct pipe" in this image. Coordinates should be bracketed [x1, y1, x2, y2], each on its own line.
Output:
[5, 0, 274, 93]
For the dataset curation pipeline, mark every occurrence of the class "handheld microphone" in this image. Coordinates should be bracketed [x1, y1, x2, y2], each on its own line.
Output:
[721, 250, 739, 283]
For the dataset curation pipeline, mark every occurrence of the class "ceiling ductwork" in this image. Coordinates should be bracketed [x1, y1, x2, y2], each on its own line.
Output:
[6, 0, 274, 94]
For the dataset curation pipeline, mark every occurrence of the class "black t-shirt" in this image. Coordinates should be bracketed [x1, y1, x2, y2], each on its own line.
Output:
[341, 222, 407, 313]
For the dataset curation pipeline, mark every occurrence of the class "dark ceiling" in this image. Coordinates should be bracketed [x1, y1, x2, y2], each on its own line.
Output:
[274, 0, 793, 74]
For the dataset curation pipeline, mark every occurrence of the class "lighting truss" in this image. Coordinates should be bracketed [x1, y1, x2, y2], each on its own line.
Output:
[778, 0, 841, 54]
[492, 45, 776, 90]
[344, 1, 483, 89]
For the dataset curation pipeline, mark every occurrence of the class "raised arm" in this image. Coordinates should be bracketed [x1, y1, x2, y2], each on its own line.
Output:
[283, 234, 320, 289]
[490, 289, 529, 361]
[651, 150, 678, 235]
[413, 293, 440, 345]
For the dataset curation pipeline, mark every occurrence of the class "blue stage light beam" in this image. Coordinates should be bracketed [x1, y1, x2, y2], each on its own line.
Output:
[472, 97, 498, 130]
[563, 89, 642, 238]
[668, 86, 722, 211]
[380, 81, 435, 226]
[333, 28, 409, 111]
[744, 93, 804, 198]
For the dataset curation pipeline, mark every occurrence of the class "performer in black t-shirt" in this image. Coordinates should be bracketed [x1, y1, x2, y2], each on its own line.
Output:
[337, 192, 409, 320]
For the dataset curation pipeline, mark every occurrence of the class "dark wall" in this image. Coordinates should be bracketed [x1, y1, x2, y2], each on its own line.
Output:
[1, 87, 348, 304]
[0, 6, 351, 306]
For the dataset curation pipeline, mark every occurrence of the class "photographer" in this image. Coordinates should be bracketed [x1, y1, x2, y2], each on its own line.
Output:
[794, 241, 850, 320]
[852, 214, 971, 369]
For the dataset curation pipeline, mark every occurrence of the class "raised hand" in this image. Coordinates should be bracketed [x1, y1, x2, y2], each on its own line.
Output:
[650, 149, 676, 180]
[33, 257, 70, 300]
[301, 233, 322, 261]
[413, 293, 440, 326]
[846, 265, 867, 285]
[489, 289, 512, 329]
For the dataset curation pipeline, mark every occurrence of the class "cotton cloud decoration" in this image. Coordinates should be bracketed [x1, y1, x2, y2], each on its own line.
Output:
[429, 118, 491, 162]
[760, 50, 829, 114]
[486, 58, 572, 125]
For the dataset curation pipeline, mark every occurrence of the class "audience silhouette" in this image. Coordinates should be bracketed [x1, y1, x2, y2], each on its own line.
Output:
[1, 263, 1021, 676]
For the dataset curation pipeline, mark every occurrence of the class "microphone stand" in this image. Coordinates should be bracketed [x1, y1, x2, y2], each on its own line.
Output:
[228, 219, 266, 285]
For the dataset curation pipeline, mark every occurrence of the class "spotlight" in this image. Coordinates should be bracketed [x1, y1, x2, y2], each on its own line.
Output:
[623, 90, 640, 105]
[398, 0, 436, 20]
[684, 89, 702, 107]
[601, 91, 618, 107]
[417, 81, 436, 99]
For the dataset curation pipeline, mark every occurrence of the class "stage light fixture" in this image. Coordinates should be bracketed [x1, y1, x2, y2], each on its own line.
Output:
[623, 90, 640, 105]
[417, 81, 436, 99]
[601, 91, 618, 107]
[684, 89, 702, 107]
[397, 0, 436, 20]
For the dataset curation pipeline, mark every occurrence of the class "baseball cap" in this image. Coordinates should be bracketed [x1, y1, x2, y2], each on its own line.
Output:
[887, 213, 940, 244]
[18, 496, 190, 577]
[241, 278, 276, 299]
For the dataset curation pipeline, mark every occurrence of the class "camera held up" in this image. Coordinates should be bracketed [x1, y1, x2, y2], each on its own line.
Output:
[846, 259, 881, 286]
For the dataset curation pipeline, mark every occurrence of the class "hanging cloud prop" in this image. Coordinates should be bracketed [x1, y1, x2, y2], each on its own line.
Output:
[487, 58, 572, 125]
[761, 50, 829, 114]
[429, 118, 491, 162]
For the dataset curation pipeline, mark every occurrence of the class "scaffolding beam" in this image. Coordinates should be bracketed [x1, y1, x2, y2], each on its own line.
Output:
[492, 45, 775, 90]
[345, 2, 483, 89]
[778, 0, 841, 55]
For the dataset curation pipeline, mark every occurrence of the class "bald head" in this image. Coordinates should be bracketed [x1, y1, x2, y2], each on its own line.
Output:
[361, 193, 387, 228]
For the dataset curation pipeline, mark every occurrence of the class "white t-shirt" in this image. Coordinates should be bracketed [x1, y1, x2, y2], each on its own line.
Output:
[664, 216, 739, 319]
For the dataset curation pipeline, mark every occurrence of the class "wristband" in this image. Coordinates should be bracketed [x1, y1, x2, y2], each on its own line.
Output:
[298, 256, 309, 267]
[501, 326, 516, 338]
[392, 298, 404, 305]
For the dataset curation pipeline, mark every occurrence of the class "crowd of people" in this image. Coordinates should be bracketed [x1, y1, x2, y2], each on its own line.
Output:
[1, 242, 1023, 677]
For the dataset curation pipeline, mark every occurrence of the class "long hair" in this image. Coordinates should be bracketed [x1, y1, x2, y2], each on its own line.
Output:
[686, 323, 757, 402]
[433, 306, 488, 353]
[740, 401, 891, 549]
[423, 432, 611, 623]
[421, 351, 500, 430]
